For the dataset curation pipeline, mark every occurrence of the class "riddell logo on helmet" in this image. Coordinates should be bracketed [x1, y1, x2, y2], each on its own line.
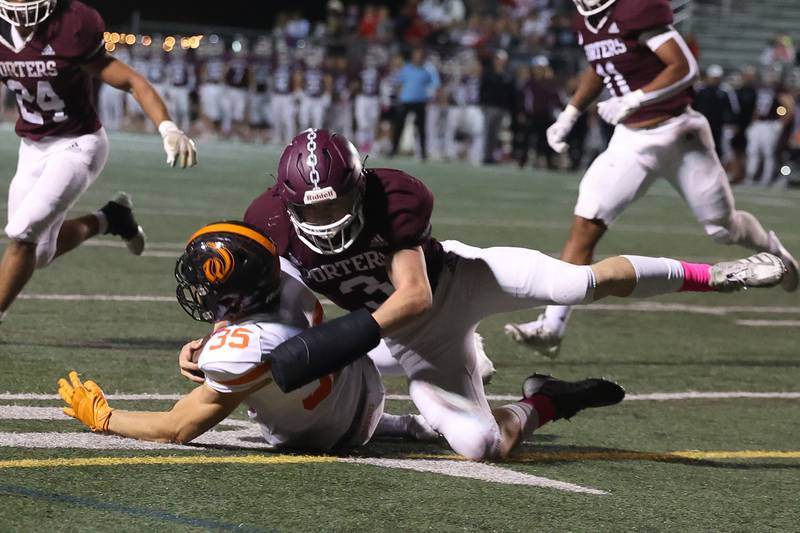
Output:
[202, 244, 235, 283]
[304, 187, 338, 204]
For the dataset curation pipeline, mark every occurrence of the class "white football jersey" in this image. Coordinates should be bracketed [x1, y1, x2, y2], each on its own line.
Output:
[198, 259, 385, 451]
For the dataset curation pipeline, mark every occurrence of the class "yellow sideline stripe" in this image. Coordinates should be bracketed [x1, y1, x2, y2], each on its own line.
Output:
[0, 454, 336, 469]
[509, 450, 800, 462]
[1, 450, 799, 470]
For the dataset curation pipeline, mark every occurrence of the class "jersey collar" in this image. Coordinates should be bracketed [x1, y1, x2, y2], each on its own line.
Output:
[0, 19, 38, 53]
[583, 12, 610, 34]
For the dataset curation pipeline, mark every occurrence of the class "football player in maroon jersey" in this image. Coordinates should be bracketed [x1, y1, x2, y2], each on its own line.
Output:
[504, 0, 799, 358]
[0, 0, 197, 325]
[181, 129, 786, 461]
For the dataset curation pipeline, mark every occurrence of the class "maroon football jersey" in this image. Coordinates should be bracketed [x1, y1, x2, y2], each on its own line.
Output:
[0, 0, 104, 140]
[573, 0, 692, 124]
[245, 168, 446, 312]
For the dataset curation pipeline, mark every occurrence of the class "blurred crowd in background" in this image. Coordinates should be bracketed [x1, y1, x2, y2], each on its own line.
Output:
[1, 0, 799, 186]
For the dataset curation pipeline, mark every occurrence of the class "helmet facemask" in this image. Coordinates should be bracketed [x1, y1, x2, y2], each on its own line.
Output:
[0, 0, 56, 28]
[572, 0, 617, 17]
[287, 188, 365, 255]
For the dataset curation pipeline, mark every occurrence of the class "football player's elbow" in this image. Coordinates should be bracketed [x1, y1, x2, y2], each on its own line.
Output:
[170, 425, 201, 445]
[407, 285, 433, 317]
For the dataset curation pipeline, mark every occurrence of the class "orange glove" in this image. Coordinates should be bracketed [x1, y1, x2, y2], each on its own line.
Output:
[57, 371, 113, 432]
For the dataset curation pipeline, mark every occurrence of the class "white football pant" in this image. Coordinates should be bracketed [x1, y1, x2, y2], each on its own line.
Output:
[575, 108, 768, 247]
[354, 95, 380, 148]
[5, 128, 109, 268]
[384, 240, 595, 460]
[445, 105, 485, 165]
[745, 120, 783, 185]
[271, 93, 298, 145]
[98, 84, 125, 131]
[298, 95, 330, 130]
[199, 83, 225, 122]
[167, 87, 192, 132]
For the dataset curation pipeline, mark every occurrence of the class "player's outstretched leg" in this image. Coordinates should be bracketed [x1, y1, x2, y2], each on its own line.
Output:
[505, 252, 786, 358]
[505, 216, 605, 358]
[97, 192, 146, 256]
[492, 374, 625, 458]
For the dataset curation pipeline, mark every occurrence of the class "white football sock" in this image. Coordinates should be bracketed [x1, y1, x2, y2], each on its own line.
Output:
[0, 310, 6, 324]
[374, 413, 413, 438]
[93, 211, 109, 235]
[542, 305, 572, 336]
[621, 255, 685, 297]
[495, 402, 539, 441]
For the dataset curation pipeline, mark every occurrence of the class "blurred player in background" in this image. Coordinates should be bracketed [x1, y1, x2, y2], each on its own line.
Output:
[197, 35, 226, 135]
[97, 44, 128, 130]
[298, 48, 330, 130]
[745, 68, 794, 186]
[144, 36, 166, 133]
[354, 52, 382, 152]
[125, 41, 150, 131]
[327, 55, 354, 140]
[444, 59, 484, 165]
[165, 42, 196, 133]
[249, 36, 273, 142]
[0, 0, 197, 326]
[505, 0, 800, 357]
[270, 48, 298, 145]
[221, 35, 250, 139]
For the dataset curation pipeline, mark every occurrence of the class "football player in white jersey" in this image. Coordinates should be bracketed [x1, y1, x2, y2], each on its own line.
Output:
[59, 222, 435, 449]
[197, 35, 226, 134]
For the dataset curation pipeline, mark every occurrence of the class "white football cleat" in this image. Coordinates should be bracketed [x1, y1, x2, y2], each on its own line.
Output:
[473, 332, 496, 384]
[709, 252, 786, 292]
[503, 317, 562, 359]
[768, 231, 798, 292]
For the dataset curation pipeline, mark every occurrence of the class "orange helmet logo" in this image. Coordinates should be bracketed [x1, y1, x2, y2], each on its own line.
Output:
[202, 243, 234, 283]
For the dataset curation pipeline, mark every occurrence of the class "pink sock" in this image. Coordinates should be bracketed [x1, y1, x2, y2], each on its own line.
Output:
[520, 395, 556, 427]
[679, 261, 714, 292]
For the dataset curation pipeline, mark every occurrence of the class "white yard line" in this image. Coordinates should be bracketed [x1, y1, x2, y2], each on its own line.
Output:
[3, 391, 800, 403]
[340, 458, 608, 495]
[736, 320, 800, 327]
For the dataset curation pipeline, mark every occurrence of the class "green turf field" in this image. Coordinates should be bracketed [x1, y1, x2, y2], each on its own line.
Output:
[0, 126, 798, 532]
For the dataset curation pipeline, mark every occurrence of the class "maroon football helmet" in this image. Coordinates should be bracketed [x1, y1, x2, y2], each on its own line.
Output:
[277, 128, 366, 255]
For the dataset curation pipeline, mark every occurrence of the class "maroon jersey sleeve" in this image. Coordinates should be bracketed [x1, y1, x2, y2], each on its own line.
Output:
[370, 169, 434, 249]
[617, 0, 673, 33]
[63, 1, 105, 63]
[243, 186, 291, 255]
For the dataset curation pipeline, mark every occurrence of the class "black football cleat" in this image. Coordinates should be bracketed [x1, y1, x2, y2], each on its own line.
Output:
[522, 373, 625, 421]
[100, 192, 146, 255]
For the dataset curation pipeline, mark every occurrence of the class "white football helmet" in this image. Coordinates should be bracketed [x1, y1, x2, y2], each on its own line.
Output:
[572, 0, 618, 16]
[0, 0, 56, 27]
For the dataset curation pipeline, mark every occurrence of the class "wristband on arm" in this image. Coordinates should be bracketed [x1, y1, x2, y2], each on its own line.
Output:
[268, 309, 382, 393]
